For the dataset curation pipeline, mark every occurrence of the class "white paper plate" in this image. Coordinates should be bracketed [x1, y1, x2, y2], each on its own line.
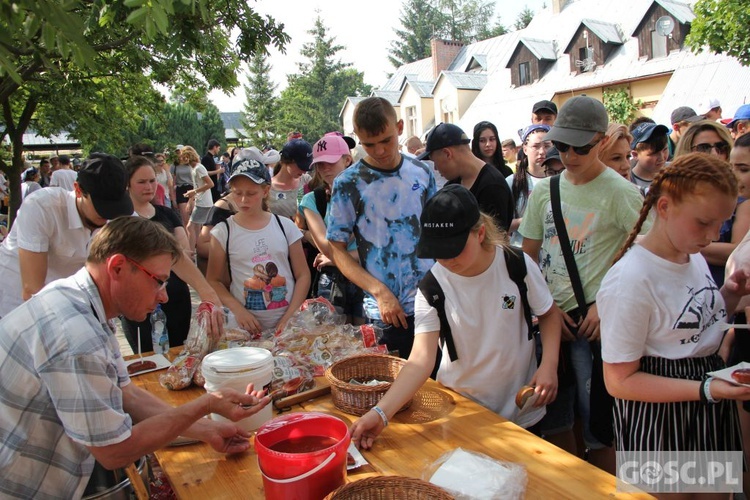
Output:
[126, 353, 171, 377]
[707, 361, 750, 387]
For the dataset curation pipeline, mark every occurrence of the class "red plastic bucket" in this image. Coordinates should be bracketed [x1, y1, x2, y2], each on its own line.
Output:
[255, 412, 350, 500]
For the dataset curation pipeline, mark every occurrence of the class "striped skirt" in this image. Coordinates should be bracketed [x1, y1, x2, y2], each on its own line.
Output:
[614, 354, 742, 452]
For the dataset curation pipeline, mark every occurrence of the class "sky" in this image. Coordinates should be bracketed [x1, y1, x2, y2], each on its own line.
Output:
[209, 0, 547, 111]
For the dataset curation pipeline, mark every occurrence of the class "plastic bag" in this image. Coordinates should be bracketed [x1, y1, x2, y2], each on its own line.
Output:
[159, 305, 213, 390]
[424, 448, 526, 500]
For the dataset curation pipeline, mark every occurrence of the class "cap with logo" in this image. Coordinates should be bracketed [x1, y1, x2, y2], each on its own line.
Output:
[670, 106, 702, 125]
[727, 104, 750, 129]
[417, 123, 471, 160]
[76, 154, 134, 220]
[521, 124, 551, 143]
[280, 139, 314, 172]
[416, 184, 480, 260]
[228, 158, 271, 185]
[533, 100, 558, 116]
[324, 131, 356, 150]
[312, 135, 351, 166]
[543, 96, 608, 147]
[630, 122, 669, 149]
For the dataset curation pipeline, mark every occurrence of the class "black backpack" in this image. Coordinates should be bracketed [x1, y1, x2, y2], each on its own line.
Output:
[417, 246, 534, 362]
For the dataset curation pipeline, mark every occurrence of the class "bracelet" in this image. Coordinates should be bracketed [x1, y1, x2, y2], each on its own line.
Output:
[703, 377, 719, 404]
[371, 405, 389, 427]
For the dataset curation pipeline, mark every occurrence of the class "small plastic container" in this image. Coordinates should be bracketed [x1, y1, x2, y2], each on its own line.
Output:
[202, 347, 273, 431]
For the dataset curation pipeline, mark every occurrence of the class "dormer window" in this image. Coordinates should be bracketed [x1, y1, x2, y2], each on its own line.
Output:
[519, 62, 531, 86]
[631, 0, 694, 60]
[651, 29, 668, 58]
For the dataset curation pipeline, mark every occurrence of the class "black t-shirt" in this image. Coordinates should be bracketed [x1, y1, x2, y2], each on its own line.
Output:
[449, 164, 515, 232]
[151, 204, 183, 232]
[202, 151, 222, 199]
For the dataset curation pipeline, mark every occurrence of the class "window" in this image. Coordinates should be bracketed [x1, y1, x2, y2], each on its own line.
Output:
[651, 30, 667, 58]
[405, 106, 417, 137]
[519, 62, 531, 86]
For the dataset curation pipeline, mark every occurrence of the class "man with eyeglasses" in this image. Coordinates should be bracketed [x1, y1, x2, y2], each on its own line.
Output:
[0, 154, 135, 318]
[0, 217, 269, 499]
[519, 95, 646, 472]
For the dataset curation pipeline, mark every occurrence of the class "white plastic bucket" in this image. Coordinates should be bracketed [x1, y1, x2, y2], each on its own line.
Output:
[202, 347, 274, 431]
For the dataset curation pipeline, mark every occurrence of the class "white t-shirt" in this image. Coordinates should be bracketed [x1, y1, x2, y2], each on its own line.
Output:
[0, 188, 94, 317]
[50, 169, 78, 191]
[191, 164, 213, 208]
[211, 215, 302, 331]
[598, 245, 726, 363]
[414, 247, 554, 428]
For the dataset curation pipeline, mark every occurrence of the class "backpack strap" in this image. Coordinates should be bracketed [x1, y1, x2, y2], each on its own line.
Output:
[504, 246, 534, 340]
[221, 218, 231, 275]
[418, 270, 459, 362]
[273, 213, 294, 269]
[313, 187, 328, 217]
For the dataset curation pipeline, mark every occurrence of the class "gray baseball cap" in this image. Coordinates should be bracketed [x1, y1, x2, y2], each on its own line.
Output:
[544, 96, 608, 147]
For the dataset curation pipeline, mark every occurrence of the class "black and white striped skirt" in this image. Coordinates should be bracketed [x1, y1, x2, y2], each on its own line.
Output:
[614, 354, 742, 452]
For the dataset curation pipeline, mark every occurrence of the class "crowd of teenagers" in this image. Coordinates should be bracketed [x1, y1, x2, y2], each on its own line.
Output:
[3, 94, 750, 498]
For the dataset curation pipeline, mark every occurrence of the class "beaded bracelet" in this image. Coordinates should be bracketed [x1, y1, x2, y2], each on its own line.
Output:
[372, 405, 389, 427]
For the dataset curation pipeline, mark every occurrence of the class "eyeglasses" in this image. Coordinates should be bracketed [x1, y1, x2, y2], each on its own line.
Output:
[691, 141, 730, 155]
[544, 165, 564, 176]
[125, 256, 168, 291]
[552, 138, 602, 156]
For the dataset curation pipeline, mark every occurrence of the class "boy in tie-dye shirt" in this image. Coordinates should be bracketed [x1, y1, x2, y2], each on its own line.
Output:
[327, 97, 436, 359]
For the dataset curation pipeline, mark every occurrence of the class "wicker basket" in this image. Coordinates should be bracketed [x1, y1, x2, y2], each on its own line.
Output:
[325, 353, 411, 416]
[324, 476, 454, 499]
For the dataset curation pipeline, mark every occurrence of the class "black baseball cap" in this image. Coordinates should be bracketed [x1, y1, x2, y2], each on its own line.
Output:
[77, 154, 133, 220]
[280, 139, 313, 172]
[630, 123, 669, 149]
[417, 123, 471, 160]
[533, 100, 558, 115]
[416, 184, 480, 259]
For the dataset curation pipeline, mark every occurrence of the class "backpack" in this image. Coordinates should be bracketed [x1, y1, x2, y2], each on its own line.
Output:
[417, 246, 534, 363]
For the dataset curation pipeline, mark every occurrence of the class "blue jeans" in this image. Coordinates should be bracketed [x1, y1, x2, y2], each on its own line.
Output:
[316, 268, 364, 320]
[570, 336, 605, 449]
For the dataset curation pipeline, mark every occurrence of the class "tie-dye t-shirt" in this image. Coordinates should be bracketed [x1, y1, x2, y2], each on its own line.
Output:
[327, 155, 436, 319]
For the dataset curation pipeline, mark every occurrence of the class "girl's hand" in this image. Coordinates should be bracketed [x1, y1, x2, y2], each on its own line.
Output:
[233, 308, 262, 335]
[530, 364, 558, 407]
[710, 378, 750, 401]
[314, 253, 333, 270]
[185, 190, 196, 199]
[275, 312, 294, 335]
[350, 410, 386, 450]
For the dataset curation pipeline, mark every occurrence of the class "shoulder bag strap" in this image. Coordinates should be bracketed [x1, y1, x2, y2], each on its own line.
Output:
[550, 175, 588, 315]
[505, 246, 534, 340]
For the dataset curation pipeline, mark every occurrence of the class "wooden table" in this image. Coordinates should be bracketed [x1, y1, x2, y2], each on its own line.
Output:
[130, 350, 652, 499]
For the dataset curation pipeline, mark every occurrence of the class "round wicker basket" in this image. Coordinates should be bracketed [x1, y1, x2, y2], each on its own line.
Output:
[325, 353, 411, 416]
[324, 475, 454, 499]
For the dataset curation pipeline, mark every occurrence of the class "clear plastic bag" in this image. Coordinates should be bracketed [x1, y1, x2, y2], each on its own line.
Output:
[424, 448, 527, 500]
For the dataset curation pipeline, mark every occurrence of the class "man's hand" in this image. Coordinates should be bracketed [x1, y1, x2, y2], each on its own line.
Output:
[202, 420, 253, 454]
[374, 286, 407, 329]
[560, 309, 578, 341]
[579, 303, 601, 341]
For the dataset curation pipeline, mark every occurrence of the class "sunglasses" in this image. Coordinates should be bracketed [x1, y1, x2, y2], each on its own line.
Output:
[691, 141, 730, 155]
[552, 138, 601, 156]
[544, 165, 564, 176]
[125, 256, 168, 291]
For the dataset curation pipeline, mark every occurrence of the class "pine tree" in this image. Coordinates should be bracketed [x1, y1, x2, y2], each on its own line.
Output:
[241, 51, 278, 147]
[514, 6, 534, 30]
[275, 15, 371, 141]
[388, 0, 447, 67]
[199, 103, 227, 152]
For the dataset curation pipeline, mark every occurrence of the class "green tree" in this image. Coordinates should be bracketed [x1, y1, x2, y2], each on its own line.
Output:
[0, 0, 289, 227]
[162, 103, 206, 153]
[275, 16, 372, 141]
[388, 0, 503, 68]
[514, 5, 535, 30]
[388, 0, 448, 67]
[241, 51, 279, 147]
[603, 87, 643, 125]
[687, 0, 750, 66]
[199, 103, 227, 153]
